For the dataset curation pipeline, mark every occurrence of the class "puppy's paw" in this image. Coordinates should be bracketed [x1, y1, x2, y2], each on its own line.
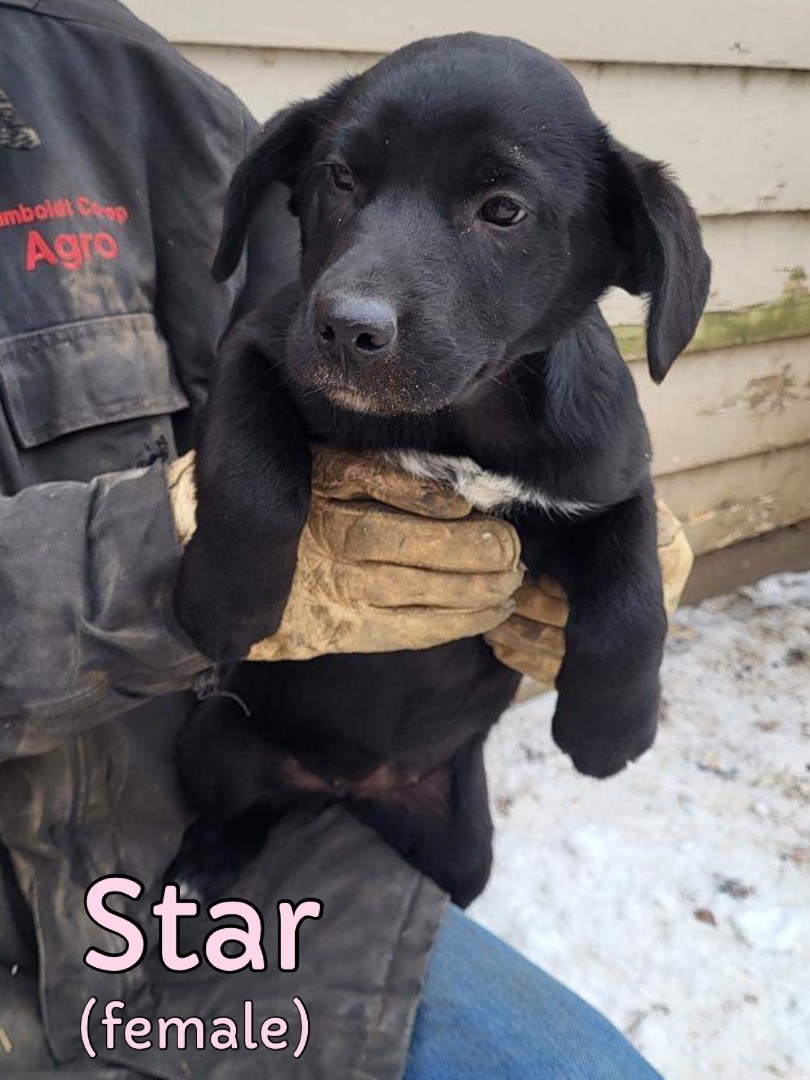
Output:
[174, 600, 258, 664]
[165, 815, 270, 906]
[552, 693, 659, 779]
[174, 542, 273, 662]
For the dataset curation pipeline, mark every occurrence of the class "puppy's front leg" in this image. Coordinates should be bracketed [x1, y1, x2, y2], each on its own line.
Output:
[544, 486, 667, 778]
[175, 324, 311, 662]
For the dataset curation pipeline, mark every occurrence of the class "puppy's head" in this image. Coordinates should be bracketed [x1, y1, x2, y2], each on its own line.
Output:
[216, 34, 710, 413]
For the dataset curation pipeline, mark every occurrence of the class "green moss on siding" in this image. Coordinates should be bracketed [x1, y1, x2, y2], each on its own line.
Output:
[613, 293, 810, 362]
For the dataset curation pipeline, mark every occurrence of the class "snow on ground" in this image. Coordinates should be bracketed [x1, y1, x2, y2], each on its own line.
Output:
[471, 572, 810, 1080]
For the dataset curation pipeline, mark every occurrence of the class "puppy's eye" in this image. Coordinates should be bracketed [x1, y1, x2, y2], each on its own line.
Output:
[479, 196, 526, 227]
[329, 162, 355, 192]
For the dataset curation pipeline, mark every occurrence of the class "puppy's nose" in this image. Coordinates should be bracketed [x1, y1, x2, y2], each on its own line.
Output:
[315, 294, 397, 360]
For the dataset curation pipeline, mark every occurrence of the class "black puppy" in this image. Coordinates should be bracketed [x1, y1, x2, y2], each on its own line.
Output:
[173, 34, 710, 907]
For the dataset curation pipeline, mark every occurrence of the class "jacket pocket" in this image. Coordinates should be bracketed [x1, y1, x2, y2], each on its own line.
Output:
[0, 312, 188, 449]
[0, 312, 191, 486]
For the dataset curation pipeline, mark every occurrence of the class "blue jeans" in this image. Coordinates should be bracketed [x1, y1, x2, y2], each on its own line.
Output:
[405, 906, 662, 1079]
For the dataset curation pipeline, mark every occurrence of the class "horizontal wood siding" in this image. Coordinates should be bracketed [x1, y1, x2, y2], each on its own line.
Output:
[636, 336, 810, 478]
[132, 0, 810, 70]
[601, 213, 810, 325]
[656, 443, 810, 555]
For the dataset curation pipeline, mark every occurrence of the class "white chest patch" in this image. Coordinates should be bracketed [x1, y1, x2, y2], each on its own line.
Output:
[390, 450, 596, 517]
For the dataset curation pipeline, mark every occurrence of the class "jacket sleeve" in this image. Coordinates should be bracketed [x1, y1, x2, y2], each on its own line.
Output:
[0, 462, 210, 761]
[0, 40, 288, 758]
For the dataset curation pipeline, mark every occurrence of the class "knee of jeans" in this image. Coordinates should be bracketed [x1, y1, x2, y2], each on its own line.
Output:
[411, 909, 662, 1080]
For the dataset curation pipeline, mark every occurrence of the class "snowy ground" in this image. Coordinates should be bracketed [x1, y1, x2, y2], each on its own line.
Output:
[471, 572, 810, 1080]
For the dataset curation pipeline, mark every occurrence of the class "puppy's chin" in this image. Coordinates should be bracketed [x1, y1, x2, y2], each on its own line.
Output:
[318, 383, 446, 416]
[287, 348, 455, 415]
[322, 386, 396, 414]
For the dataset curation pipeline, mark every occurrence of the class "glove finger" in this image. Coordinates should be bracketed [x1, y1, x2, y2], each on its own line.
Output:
[250, 600, 518, 662]
[660, 528, 695, 615]
[484, 614, 566, 656]
[330, 561, 524, 609]
[489, 640, 561, 688]
[511, 577, 568, 627]
[166, 450, 198, 546]
[655, 497, 684, 547]
[312, 446, 472, 519]
[359, 601, 520, 652]
[309, 500, 521, 573]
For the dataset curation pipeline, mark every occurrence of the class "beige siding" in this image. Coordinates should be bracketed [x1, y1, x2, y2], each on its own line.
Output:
[176, 46, 373, 116]
[656, 443, 810, 555]
[602, 213, 810, 326]
[134, 0, 810, 69]
[574, 64, 810, 219]
[635, 336, 810, 478]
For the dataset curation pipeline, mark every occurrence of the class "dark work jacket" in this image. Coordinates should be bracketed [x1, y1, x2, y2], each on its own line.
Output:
[0, 3, 444, 1078]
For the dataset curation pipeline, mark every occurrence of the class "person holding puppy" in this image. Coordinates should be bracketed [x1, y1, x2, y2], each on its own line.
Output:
[0, 1, 689, 1077]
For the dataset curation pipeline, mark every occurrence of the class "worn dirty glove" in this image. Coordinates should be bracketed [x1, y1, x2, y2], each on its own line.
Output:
[167, 448, 523, 661]
[484, 499, 694, 687]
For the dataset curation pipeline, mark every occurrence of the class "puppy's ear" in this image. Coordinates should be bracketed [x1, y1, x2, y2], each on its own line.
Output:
[606, 138, 711, 383]
[213, 102, 320, 282]
[214, 88, 345, 282]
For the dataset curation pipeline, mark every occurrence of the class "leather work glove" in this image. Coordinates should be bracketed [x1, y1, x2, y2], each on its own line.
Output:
[484, 499, 695, 687]
[167, 447, 524, 661]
